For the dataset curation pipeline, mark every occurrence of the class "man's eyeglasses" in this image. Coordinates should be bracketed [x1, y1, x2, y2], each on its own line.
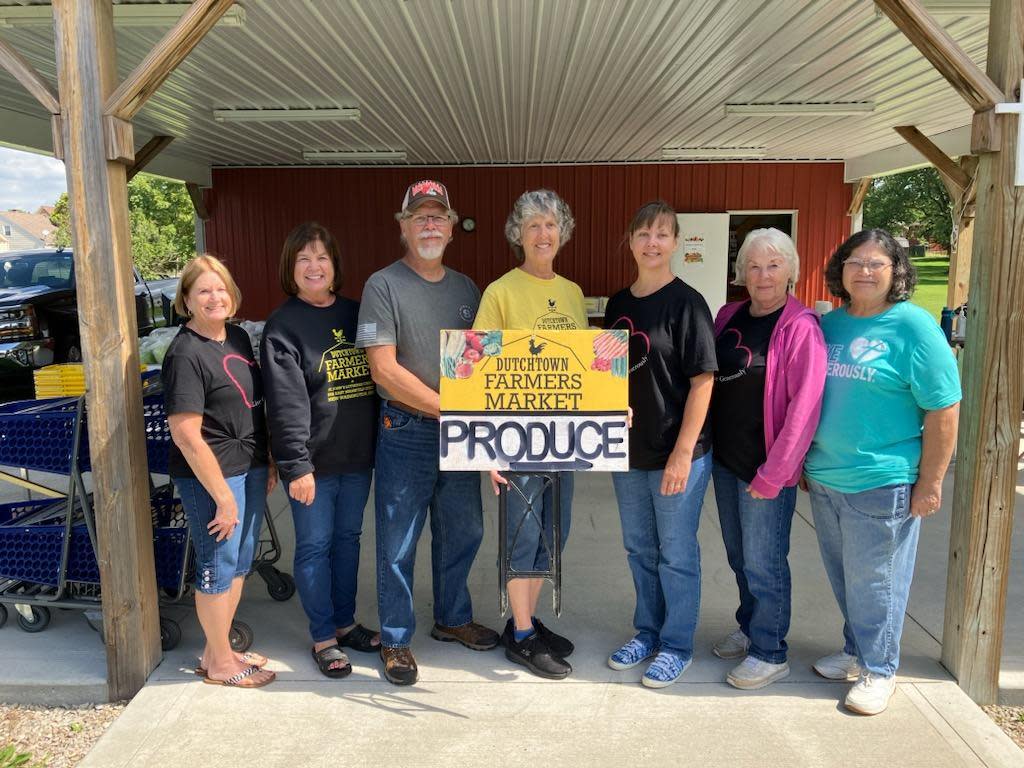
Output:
[843, 258, 892, 273]
[407, 214, 451, 228]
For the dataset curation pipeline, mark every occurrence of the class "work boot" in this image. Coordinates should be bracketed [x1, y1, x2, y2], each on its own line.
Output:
[430, 621, 500, 651]
[380, 645, 418, 686]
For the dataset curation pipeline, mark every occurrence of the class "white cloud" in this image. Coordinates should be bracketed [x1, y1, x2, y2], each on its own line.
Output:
[0, 146, 67, 211]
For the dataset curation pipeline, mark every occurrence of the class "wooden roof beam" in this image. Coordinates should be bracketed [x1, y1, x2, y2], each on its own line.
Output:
[0, 35, 59, 114]
[894, 125, 972, 191]
[185, 182, 209, 221]
[104, 0, 235, 121]
[875, 0, 1003, 112]
[126, 135, 174, 181]
[848, 177, 873, 216]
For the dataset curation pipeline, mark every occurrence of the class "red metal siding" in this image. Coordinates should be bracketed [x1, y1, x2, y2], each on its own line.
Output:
[204, 163, 850, 320]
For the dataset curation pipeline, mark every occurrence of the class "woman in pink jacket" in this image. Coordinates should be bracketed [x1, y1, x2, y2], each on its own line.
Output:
[709, 228, 826, 690]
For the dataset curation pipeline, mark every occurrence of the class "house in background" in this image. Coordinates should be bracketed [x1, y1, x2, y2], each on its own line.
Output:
[0, 206, 57, 251]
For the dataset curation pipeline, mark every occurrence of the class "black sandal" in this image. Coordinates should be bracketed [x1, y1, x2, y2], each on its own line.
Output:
[312, 644, 352, 679]
[337, 623, 380, 653]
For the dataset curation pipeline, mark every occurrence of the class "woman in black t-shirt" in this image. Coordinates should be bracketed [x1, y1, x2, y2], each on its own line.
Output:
[261, 223, 379, 679]
[709, 228, 825, 691]
[603, 201, 718, 688]
[163, 255, 276, 689]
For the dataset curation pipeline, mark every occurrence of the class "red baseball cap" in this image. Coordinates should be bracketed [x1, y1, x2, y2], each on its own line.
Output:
[401, 179, 451, 213]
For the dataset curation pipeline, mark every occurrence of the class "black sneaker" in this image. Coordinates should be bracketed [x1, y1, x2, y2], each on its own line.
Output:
[505, 632, 572, 680]
[533, 618, 574, 658]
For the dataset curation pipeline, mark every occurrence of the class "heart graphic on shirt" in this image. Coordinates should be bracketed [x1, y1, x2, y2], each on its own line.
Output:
[608, 314, 651, 372]
[723, 328, 753, 369]
[608, 315, 651, 356]
[222, 353, 258, 408]
[849, 337, 888, 364]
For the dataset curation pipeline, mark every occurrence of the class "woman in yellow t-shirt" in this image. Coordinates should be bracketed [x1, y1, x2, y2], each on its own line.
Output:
[474, 189, 585, 680]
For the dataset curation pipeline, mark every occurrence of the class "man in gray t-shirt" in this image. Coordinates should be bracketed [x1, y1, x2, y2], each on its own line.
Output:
[356, 180, 498, 686]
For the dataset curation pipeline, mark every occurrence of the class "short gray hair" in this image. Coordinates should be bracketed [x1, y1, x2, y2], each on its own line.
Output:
[733, 228, 800, 289]
[504, 189, 575, 262]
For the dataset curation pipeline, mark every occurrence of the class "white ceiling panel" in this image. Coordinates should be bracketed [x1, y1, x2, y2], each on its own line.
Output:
[0, 0, 990, 177]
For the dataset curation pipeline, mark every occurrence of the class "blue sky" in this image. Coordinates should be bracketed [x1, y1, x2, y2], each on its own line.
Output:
[0, 145, 67, 211]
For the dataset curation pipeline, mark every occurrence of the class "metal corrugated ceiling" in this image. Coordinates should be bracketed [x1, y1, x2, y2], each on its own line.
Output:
[0, 0, 987, 169]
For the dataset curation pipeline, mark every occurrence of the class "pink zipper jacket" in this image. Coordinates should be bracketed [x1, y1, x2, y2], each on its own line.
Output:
[714, 294, 827, 499]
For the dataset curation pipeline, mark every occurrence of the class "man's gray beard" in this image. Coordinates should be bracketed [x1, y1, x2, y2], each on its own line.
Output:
[417, 244, 445, 261]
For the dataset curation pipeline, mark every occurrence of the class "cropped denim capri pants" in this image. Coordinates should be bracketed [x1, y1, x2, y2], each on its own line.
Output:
[173, 465, 268, 594]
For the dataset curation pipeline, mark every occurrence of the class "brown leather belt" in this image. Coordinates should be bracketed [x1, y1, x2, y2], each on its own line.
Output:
[384, 399, 435, 420]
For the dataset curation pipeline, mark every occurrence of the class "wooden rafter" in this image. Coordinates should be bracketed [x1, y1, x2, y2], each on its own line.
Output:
[0, 35, 59, 114]
[105, 0, 235, 121]
[127, 135, 174, 181]
[185, 182, 210, 220]
[848, 177, 873, 216]
[893, 125, 972, 191]
[875, 0, 1003, 112]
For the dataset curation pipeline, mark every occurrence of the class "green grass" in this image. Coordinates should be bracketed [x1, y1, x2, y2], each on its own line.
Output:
[909, 252, 949, 321]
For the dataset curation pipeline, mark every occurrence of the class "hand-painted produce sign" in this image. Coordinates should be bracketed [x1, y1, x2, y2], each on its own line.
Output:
[439, 329, 629, 471]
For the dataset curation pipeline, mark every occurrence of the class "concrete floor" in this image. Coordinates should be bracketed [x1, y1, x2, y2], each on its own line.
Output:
[1, 466, 1022, 766]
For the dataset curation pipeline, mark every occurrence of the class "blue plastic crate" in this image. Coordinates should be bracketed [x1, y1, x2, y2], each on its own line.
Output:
[0, 498, 64, 526]
[0, 393, 170, 477]
[0, 398, 81, 474]
[0, 496, 189, 590]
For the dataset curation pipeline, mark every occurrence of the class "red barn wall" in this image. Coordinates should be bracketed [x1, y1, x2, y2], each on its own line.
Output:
[204, 163, 850, 320]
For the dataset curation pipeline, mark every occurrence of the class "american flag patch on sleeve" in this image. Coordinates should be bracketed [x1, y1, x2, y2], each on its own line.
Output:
[355, 322, 377, 344]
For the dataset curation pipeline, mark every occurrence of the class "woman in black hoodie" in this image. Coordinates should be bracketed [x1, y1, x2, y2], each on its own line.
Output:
[261, 222, 378, 678]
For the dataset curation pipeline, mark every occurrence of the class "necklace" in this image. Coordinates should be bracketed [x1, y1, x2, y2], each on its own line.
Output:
[187, 321, 227, 345]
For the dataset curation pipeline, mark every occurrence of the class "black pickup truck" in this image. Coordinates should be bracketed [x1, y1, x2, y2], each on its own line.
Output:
[0, 248, 175, 386]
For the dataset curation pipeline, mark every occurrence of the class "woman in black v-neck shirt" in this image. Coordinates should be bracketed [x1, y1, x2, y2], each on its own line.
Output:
[603, 201, 717, 689]
[162, 255, 276, 689]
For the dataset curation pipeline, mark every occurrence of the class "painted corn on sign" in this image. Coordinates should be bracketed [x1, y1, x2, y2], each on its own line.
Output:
[439, 329, 629, 471]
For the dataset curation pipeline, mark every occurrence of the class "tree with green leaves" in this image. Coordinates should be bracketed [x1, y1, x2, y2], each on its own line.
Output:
[50, 174, 195, 278]
[862, 167, 953, 249]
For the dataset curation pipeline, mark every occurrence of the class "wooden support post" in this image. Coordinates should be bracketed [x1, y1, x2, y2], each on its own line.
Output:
[127, 135, 174, 181]
[941, 0, 1023, 704]
[53, 0, 161, 701]
[105, 0, 235, 121]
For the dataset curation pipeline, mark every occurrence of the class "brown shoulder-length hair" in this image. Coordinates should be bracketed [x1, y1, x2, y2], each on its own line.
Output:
[279, 222, 343, 296]
[173, 254, 242, 318]
[824, 228, 917, 304]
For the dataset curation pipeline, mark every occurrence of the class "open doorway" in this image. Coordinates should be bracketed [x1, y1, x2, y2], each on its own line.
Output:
[726, 211, 797, 303]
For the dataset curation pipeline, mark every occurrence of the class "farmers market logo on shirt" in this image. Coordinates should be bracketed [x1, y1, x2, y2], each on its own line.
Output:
[534, 298, 578, 331]
[318, 329, 374, 402]
[825, 340, 884, 383]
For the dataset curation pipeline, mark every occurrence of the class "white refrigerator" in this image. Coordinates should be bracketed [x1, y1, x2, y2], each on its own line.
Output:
[671, 213, 730, 316]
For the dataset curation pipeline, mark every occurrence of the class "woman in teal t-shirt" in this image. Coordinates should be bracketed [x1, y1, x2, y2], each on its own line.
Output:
[803, 229, 960, 717]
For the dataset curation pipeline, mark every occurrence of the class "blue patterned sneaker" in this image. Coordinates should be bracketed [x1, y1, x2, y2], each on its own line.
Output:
[641, 650, 691, 688]
[607, 635, 658, 671]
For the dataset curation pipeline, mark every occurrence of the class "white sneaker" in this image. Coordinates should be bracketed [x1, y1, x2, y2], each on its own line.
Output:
[813, 650, 861, 681]
[844, 672, 897, 715]
[713, 629, 750, 660]
[727, 656, 791, 690]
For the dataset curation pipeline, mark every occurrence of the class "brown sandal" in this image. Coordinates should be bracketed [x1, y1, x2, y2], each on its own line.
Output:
[201, 664, 275, 688]
[195, 651, 268, 678]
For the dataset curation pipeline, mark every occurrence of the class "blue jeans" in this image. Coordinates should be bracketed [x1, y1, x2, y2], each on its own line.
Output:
[174, 466, 268, 595]
[374, 403, 484, 648]
[711, 461, 797, 664]
[806, 478, 919, 676]
[611, 452, 712, 657]
[289, 471, 373, 643]
[506, 473, 573, 573]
